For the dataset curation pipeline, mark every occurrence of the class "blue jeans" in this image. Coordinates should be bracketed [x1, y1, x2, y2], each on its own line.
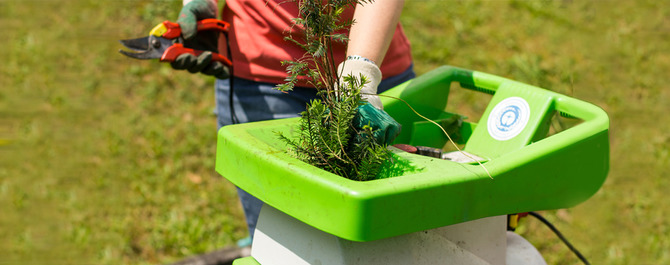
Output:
[215, 65, 415, 239]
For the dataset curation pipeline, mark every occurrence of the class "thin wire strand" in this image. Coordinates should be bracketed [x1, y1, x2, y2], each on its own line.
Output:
[371, 93, 493, 179]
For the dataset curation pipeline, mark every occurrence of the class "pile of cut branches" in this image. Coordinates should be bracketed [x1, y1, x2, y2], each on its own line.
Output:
[275, 0, 391, 181]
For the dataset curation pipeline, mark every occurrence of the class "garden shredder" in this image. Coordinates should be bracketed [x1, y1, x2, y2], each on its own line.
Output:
[215, 65, 609, 264]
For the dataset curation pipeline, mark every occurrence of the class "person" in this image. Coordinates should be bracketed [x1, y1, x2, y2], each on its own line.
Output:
[172, 0, 414, 243]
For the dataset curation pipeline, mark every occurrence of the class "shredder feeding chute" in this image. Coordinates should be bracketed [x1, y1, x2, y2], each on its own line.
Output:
[215, 65, 610, 242]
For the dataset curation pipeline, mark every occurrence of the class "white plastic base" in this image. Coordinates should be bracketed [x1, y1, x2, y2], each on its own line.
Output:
[506, 232, 548, 265]
[250, 205, 545, 265]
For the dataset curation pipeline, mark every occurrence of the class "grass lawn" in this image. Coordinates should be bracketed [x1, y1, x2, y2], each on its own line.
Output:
[1, 0, 668, 264]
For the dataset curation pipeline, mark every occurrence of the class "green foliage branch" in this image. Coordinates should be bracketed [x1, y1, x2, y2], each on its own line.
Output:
[275, 0, 391, 181]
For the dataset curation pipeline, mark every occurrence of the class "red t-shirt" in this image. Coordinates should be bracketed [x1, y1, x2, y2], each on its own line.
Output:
[219, 0, 413, 87]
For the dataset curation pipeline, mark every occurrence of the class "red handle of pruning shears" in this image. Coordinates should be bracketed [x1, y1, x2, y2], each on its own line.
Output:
[161, 44, 233, 67]
[161, 19, 230, 39]
[196, 18, 230, 32]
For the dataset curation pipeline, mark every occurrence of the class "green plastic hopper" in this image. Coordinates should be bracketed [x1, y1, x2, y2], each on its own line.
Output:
[215, 65, 609, 242]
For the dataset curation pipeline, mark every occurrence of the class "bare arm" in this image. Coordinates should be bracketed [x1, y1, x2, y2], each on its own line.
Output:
[346, 0, 405, 65]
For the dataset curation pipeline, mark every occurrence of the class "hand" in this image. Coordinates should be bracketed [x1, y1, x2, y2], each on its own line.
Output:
[353, 102, 401, 145]
[338, 58, 383, 109]
[177, 0, 217, 40]
[171, 51, 229, 79]
[172, 0, 228, 79]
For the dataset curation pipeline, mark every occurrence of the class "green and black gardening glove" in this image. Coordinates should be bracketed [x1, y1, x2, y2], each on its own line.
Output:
[338, 58, 401, 145]
[353, 102, 401, 145]
[172, 0, 229, 79]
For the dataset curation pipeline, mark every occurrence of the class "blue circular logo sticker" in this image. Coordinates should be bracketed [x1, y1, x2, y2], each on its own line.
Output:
[487, 97, 530, 141]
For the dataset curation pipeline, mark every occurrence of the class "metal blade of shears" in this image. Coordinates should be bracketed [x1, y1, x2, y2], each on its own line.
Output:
[119, 36, 151, 52]
[118, 36, 174, 60]
[119, 48, 164, 60]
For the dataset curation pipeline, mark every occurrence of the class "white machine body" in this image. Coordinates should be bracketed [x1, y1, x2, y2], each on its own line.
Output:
[251, 205, 546, 265]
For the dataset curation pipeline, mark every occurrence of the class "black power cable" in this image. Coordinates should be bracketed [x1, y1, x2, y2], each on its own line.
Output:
[223, 30, 238, 125]
[528, 211, 591, 265]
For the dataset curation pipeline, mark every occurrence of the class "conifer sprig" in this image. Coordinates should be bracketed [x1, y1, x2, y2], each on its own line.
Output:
[276, 0, 391, 181]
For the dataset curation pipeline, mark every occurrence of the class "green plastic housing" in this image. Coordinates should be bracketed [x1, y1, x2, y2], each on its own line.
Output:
[215, 66, 609, 242]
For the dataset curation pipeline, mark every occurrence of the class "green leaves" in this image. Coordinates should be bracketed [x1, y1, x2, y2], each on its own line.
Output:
[276, 0, 391, 181]
[276, 0, 371, 92]
[276, 60, 308, 92]
[282, 89, 391, 181]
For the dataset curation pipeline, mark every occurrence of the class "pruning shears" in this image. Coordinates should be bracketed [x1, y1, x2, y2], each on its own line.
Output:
[119, 18, 232, 67]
